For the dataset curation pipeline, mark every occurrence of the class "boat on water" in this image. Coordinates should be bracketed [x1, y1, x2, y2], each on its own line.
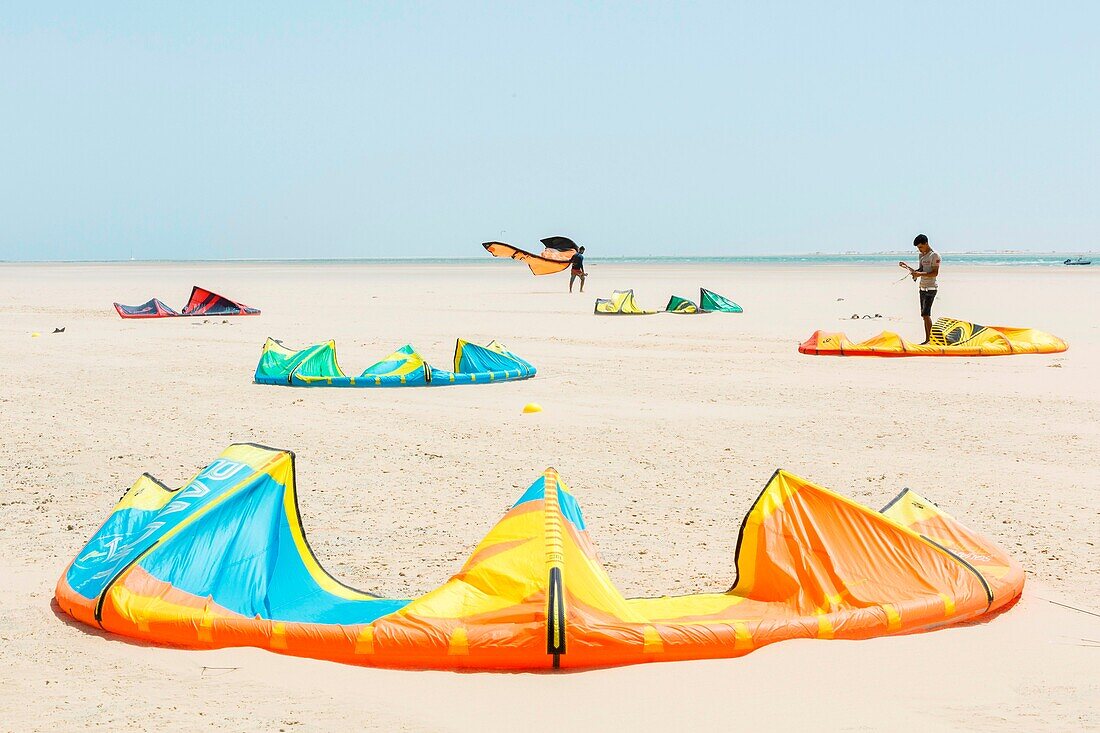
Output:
[1064, 257, 1092, 265]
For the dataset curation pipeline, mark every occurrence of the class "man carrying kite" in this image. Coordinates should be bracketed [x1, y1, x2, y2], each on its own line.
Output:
[569, 246, 587, 293]
[482, 236, 580, 277]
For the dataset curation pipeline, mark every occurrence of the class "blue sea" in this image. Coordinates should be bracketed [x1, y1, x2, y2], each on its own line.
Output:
[588, 253, 1095, 266]
[252, 252, 1096, 267]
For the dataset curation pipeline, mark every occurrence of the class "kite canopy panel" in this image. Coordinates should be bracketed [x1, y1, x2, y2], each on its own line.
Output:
[114, 286, 260, 319]
[699, 288, 743, 313]
[800, 317, 1068, 356]
[482, 237, 578, 275]
[58, 445, 1023, 671]
[665, 289, 743, 314]
[254, 338, 535, 387]
[113, 298, 181, 318]
[539, 236, 579, 252]
[181, 286, 261, 317]
[665, 295, 701, 313]
[594, 290, 657, 315]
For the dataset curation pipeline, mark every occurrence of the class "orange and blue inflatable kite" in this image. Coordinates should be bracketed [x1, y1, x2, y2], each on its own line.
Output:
[57, 444, 1023, 670]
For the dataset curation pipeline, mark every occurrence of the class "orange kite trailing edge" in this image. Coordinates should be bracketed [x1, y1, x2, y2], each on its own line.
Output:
[57, 444, 1023, 671]
[800, 316, 1068, 356]
[482, 236, 578, 275]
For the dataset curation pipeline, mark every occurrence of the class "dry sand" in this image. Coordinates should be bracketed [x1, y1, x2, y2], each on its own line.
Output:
[1, 260, 1097, 732]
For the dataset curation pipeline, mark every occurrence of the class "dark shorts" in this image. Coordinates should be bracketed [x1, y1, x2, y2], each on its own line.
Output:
[920, 289, 937, 317]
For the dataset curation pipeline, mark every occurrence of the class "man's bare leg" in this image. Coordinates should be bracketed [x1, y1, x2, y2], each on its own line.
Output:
[569, 272, 577, 293]
[579, 274, 585, 293]
[923, 315, 932, 343]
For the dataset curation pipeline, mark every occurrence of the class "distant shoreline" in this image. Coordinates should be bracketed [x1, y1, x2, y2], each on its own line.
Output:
[2, 252, 1095, 267]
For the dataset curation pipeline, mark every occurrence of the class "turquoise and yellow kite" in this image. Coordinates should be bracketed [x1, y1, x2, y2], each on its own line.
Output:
[663, 289, 744, 313]
[600, 288, 742, 315]
[255, 339, 535, 386]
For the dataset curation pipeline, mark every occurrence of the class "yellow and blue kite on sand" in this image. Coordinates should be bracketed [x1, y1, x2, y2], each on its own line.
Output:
[254, 338, 535, 386]
[594, 289, 657, 314]
[57, 445, 1023, 671]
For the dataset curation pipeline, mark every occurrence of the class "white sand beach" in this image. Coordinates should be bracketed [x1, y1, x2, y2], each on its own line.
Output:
[1, 260, 1098, 732]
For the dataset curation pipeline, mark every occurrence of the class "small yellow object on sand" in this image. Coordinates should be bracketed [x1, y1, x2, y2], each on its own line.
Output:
[31, 332, 41, 338]
[522, 403, 542, 414]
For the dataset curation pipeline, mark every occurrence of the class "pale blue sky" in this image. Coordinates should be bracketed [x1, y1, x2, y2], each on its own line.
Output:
[2, 2, 1097, 260]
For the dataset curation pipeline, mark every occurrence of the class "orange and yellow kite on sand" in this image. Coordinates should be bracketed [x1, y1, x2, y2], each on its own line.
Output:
[801, 316, 1067, 356]
[57, 444, 1023, 671]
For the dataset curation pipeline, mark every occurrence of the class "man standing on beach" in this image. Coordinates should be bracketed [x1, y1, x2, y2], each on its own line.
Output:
[569, 246, 586, 293]
[898, 234, 940, 344]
